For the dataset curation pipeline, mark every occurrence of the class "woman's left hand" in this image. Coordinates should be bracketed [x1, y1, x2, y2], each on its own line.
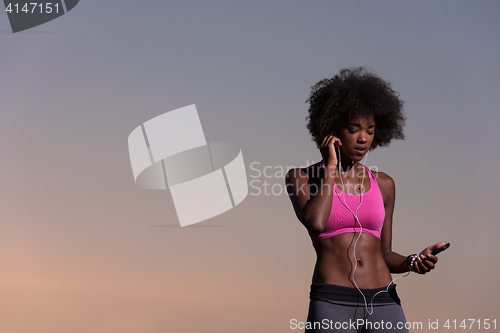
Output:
[413, 242, 447, 274]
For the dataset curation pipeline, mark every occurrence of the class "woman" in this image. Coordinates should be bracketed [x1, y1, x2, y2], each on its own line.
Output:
[286, 67, 446, 332]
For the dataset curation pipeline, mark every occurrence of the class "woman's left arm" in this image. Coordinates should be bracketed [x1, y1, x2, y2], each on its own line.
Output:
[378, 172, 445, 274]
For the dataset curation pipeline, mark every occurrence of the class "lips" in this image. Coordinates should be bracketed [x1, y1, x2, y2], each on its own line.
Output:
[354, 146, 367, 154]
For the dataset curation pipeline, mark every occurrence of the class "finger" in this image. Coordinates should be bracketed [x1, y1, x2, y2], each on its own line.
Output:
[419, 255, 435, 271]
[418, 264, 429, 274]
[416, 255, 431, 274]
[430, 242, 448, 253]
[328, 138, 340, 153]
[416, 256, 426, 274]
[415, 263, 424, 274]
[326, 135, 337, 148]
[424, 254, 438, 264]
[435, 241, 447, 249]
[413, 256, 422, 274]
[321, 136, 330, 147]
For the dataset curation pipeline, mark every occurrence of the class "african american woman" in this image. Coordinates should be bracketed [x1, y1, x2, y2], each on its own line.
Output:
[285, 67, 447, 333]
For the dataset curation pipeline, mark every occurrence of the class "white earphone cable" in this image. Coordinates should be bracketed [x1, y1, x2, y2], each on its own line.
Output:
[336, 147, 409, 315]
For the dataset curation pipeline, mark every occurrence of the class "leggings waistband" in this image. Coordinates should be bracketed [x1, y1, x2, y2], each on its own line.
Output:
[310, 283, 401, 306]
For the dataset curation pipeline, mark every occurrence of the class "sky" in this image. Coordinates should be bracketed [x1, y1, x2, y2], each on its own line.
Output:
[1, 1, 499, 332]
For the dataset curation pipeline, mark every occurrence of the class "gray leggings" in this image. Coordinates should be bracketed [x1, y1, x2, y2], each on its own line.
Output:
[305, 299, 409, 333]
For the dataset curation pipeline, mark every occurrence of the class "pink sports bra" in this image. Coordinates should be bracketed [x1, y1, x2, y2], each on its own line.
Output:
[309, 162, 386, 242]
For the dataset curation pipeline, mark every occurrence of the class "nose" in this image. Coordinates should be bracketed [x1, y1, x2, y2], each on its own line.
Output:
[357, 131, 367, 144]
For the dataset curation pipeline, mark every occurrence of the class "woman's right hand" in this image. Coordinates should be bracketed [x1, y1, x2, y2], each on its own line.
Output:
[318, 135, 342, 167]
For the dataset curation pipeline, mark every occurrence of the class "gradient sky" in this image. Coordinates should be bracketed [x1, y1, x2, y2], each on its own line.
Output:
[1, 1, 499, 332]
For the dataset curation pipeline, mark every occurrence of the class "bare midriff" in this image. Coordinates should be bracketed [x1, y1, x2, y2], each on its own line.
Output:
[312, 232, 392, 289]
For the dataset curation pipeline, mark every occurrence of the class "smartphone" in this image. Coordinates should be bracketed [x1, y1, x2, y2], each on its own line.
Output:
[431, 242, 450, 256]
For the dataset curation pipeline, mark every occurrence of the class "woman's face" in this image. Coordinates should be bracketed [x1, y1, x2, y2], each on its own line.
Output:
[335, 115, 375, 162]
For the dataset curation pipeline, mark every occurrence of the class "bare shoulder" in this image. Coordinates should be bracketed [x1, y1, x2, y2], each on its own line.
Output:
[372, 170, 394, 187]
[285, 167, 308, 181]
[370, 170, 395, 200]
[286, 161, 322, 182]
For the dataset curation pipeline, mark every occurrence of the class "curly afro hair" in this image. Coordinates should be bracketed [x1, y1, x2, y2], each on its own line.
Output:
[306, 67, 406, 150]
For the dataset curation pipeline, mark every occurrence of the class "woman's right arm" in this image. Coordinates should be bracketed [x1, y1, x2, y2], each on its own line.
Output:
[285, 135, 341, 233]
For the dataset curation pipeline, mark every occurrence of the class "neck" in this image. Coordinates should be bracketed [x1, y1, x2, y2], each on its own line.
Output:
[336, 149, 369, 176]
[338, 157, 358, 172]
[337, 155, 365, 179]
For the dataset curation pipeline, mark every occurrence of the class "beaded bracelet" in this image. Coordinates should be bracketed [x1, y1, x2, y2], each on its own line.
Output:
[406, 254, 419, 272]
